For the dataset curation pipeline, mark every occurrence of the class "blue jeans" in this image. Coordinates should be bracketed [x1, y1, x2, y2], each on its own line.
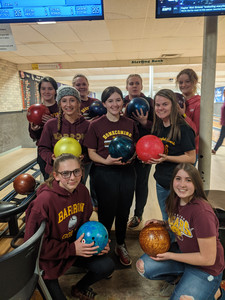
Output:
[156, 182, 170, 221]
[139, 249, 223, 300]
[214, 125, 225, 152]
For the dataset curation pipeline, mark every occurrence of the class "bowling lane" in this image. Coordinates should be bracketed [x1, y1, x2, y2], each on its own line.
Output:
[0, 148, 37, 182]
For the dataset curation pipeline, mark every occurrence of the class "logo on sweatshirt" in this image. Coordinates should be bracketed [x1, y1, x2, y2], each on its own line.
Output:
[68, 215, 77, 231]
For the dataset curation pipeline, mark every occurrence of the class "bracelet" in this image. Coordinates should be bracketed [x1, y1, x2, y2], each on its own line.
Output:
[182, 113, 186, 118]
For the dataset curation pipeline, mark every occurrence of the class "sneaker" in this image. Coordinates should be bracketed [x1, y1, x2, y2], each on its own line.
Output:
[115, 243, 132, 266]
[212, 149, 216, 154]
[128, 216, 141, 228]
[71, 285, 97, 299]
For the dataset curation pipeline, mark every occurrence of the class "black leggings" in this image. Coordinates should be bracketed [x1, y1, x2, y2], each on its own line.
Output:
[44, 255, 114, 299]
[92, 164, 136, 245]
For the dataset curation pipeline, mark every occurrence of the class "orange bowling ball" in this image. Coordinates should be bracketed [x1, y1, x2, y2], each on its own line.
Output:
[139, 223, 170, 257]
[13, 173, 36, 195]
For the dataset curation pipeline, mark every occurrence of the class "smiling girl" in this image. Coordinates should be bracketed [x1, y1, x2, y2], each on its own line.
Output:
[136, 163, 225, 300]
[38, 86, 90, 176]
[24, 154, 114, 300]
[28, 76, 59, 179]
[72, 74, 98, 120]
[84, 86, 139, 266]
[176, 69, 200, 154]
[148, 89, 196, 222]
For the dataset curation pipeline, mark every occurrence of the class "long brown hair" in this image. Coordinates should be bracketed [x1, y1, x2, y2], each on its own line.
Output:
[166, 163, 208, 218]
[152, 89, 188, 141]
[44, 153, 82, 188]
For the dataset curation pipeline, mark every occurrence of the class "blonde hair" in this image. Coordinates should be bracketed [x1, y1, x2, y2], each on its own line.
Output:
[176, 69, 199, 94]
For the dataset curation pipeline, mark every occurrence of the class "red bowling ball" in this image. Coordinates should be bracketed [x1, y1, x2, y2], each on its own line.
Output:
[136, 135, 164, 162]
[139, 223, 170, 257]
[13, 173, 36, 195]
[27, 104, 50, 125]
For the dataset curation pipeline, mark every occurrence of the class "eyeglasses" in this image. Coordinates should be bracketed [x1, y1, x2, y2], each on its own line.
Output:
[57, 168, 82, 179]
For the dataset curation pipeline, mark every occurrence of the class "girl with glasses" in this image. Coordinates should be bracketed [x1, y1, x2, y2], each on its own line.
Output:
[24, 153, 115, 300]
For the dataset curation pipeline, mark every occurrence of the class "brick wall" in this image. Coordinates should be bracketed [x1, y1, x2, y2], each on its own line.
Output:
[0, 59, 35, 154]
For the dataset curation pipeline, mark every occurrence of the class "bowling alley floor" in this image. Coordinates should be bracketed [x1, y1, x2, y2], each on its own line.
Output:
[1, 143, 225, 300]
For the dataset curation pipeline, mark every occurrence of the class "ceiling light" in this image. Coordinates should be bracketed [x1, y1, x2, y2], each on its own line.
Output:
[37, 21, 56, 25]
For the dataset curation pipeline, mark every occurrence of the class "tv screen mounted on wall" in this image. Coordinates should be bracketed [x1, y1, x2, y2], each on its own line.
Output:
[0, 0, 104, 23]
[156, 0, 225, 18]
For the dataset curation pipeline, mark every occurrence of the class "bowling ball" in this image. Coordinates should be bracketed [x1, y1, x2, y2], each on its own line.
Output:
[13, 173, 36, 195]
[54, 137, 82, 158]
[27, 104, 50, 125]
[139, 223, 170, 257]
[127, 97, 150, 118]
[108, 135, 135, 163]
[136, 135, 164, 162]
[89, 100, 107, 118]
[76, 221, 108, 254]
[175, 92, 185, 109]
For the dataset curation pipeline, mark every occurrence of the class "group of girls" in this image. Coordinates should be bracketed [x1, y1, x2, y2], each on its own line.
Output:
[25, 69, 225, 299]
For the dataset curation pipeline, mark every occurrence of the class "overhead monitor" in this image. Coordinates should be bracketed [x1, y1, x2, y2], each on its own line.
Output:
[0, 0, 104, 23]
[156, 0, 225, 18]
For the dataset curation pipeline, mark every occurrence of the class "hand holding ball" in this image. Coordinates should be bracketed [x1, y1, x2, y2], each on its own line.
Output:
[108, 136, 135, 163]
[139, 223, 170, 257]
[136, 135, 164, 162]
[76, 221, 108, 254]
[54, 137, 82, 158]
[27, 104, 50, 126]
[127, 97, 150, 118]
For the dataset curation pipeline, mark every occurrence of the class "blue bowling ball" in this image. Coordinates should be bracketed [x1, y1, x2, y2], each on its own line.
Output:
[89, 100, 107, 118]
[76, 221, 108, 254]
[108, 135, 135, 163]
[127, 97, 150, 118]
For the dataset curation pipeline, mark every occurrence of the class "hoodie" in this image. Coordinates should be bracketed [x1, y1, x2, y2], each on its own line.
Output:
[38, 115, 90, 174]
[185, 95, 200, 153]
[24, 180, 93, 279]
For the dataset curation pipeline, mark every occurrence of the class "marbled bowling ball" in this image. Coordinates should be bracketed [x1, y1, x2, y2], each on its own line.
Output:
[108, 135, 135, 163]
[76, 221, 108, 254]
[89, 100, 107, 118]
[13, 173, 36, 195]
[139, 223, 170, 257]
[127, 97, 150, 118]
[27, 104, 50, 125]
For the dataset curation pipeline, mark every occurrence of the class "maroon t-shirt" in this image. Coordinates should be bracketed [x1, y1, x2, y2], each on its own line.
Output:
[84, 115, 139, 165]
[168, 197, 224, 276]
[80, 97, 98, 120]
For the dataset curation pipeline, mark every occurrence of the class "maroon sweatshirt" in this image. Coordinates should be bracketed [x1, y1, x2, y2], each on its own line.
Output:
[38, 115, 90, 174]
[28, 102, 59, 144]
[24, 180, 93, 280]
